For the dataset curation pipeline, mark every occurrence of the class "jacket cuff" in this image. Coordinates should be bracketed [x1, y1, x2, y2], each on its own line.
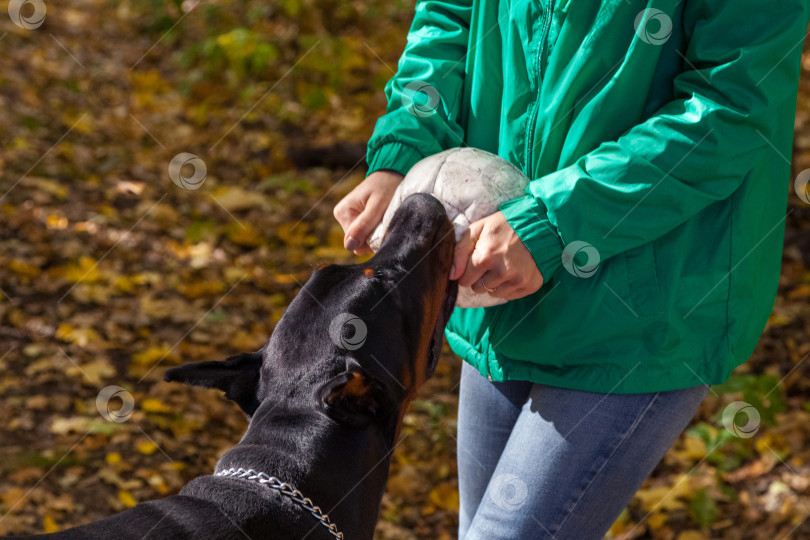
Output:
[366, 141, 426, 177]
[499, 195, 565, 285]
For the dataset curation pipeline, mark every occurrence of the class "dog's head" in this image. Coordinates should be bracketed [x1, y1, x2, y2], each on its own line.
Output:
[166, 193, 457, 432]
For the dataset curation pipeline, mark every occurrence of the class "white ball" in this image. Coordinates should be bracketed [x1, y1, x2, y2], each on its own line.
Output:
[368, 147, 530, 308]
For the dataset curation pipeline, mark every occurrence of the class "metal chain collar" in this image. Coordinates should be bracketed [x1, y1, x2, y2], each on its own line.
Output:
[215, 467, 343, 539]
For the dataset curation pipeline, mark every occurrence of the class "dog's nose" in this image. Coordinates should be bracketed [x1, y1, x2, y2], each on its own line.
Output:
[374, 193, 455, 281]
[397, 192, 446, 218]
[381, 193, 453, 248]
[373, 194, 454, 270]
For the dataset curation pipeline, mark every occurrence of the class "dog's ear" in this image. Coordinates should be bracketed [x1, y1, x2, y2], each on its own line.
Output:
[317, 368, 389, 428]
[164, 351, 263, 416]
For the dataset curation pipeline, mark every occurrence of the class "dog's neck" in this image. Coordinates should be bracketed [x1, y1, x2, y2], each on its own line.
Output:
[215, 400, 398, 539]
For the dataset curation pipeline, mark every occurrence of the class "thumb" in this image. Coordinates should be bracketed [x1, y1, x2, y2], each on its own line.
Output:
[451, 228, 475, 281]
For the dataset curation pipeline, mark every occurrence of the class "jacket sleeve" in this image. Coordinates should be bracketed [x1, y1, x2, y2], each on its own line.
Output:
[366, 0, 472, 176]
[499, 0, 808, 284]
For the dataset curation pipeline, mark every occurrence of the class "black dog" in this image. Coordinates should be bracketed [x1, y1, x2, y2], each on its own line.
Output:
[19, 193, 457, 540]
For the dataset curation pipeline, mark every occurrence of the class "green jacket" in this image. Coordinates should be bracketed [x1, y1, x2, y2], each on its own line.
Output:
[366, 0, 809, 393]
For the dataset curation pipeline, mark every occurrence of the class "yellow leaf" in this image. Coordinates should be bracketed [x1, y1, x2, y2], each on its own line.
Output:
[677, 531, 707, 540]
[314, 246, 352, 259]
[668, 435, 707, 466]
[118, 490, 137, 508]
[106, 452, 122, 465]
[768, 313, 793, 327]
[168, 242, 213, 268]
[66, 358, 116, 384]
[47, 215, 69, 230]
[429, 482, 459, 512]
[225, 222, 264, 247]
[9, 259, 41, 277]
[788, 284, 810, 299]
[113, 275, 135, 292]
[133, 345, 178, 366]
[146, 473, 169, 495]
[63, 113, 94, 134]
[608, 509, 630, 535]
[228, 330, 265, 351]
[634, 475, 692, 513]
[276, 222, 318, 247]
[137, 440, 158, 455]
[63, 256, 101, 283]
[647, 511, 668, 529]
[0, 487, 27, 512]
[755, 432, 789, 457]
[177, 280, 225, 299]
[273, 271, 309, 285]
[22, 176, 68, 199]
[141, 398, 172, 414]
[71, 283, 114, 304]
[43, 515, 59, 533]
[55, 324, 102, 347]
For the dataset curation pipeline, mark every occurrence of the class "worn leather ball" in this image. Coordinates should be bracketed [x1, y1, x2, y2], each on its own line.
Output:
[368, 147, 530, 308]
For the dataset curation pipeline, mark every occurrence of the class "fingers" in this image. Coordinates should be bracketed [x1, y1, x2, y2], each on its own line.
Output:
[332, 198, 359, 238]
[344, 205, 382, 252]
[456, 221, 539, 298]
[483, 275, 523, 298]
[491, 273, 543, 300]
[451, 229, 474, 280]
[454, 225, 489, 285]
[333, 171, 403, 255]
[451, 212, 546, 301]
[334, 193, 384, 253]
[469, 270, 505, 294]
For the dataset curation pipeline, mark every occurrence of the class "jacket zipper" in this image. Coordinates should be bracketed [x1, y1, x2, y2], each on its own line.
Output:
[486, 1, 555, 383]
[524, 0, 555, 173]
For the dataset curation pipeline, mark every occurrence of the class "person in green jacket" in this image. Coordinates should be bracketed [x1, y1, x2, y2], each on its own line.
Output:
[334, 1, 809, 537]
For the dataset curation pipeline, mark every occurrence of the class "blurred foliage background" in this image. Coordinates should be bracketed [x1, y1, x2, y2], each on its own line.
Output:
[1, 1, 809, 538]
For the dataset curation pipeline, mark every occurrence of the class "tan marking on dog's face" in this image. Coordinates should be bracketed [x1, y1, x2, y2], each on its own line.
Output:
[342, 371, 367, 397]
[363, 268, 374, 277]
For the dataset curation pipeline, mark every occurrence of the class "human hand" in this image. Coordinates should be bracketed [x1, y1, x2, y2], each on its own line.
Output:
[450, 211, 544, 300]
[333, 170, 404, 255]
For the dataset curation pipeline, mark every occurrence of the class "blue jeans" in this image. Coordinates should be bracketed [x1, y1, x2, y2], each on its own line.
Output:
[457, 362, 709, 540]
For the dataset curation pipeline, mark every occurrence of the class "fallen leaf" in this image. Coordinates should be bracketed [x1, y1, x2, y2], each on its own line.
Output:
[141, 398, 172, 414]
[137, 440, 158, 455]
[428, 482, 459, 512]
[0, 487, 27, 513]
[118, 490, 137, 508]
[42, 515, 59, 533]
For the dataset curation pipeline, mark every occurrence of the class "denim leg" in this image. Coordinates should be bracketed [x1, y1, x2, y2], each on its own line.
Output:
[457, 362, 534, 538]
[463, 382, 709, 540]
